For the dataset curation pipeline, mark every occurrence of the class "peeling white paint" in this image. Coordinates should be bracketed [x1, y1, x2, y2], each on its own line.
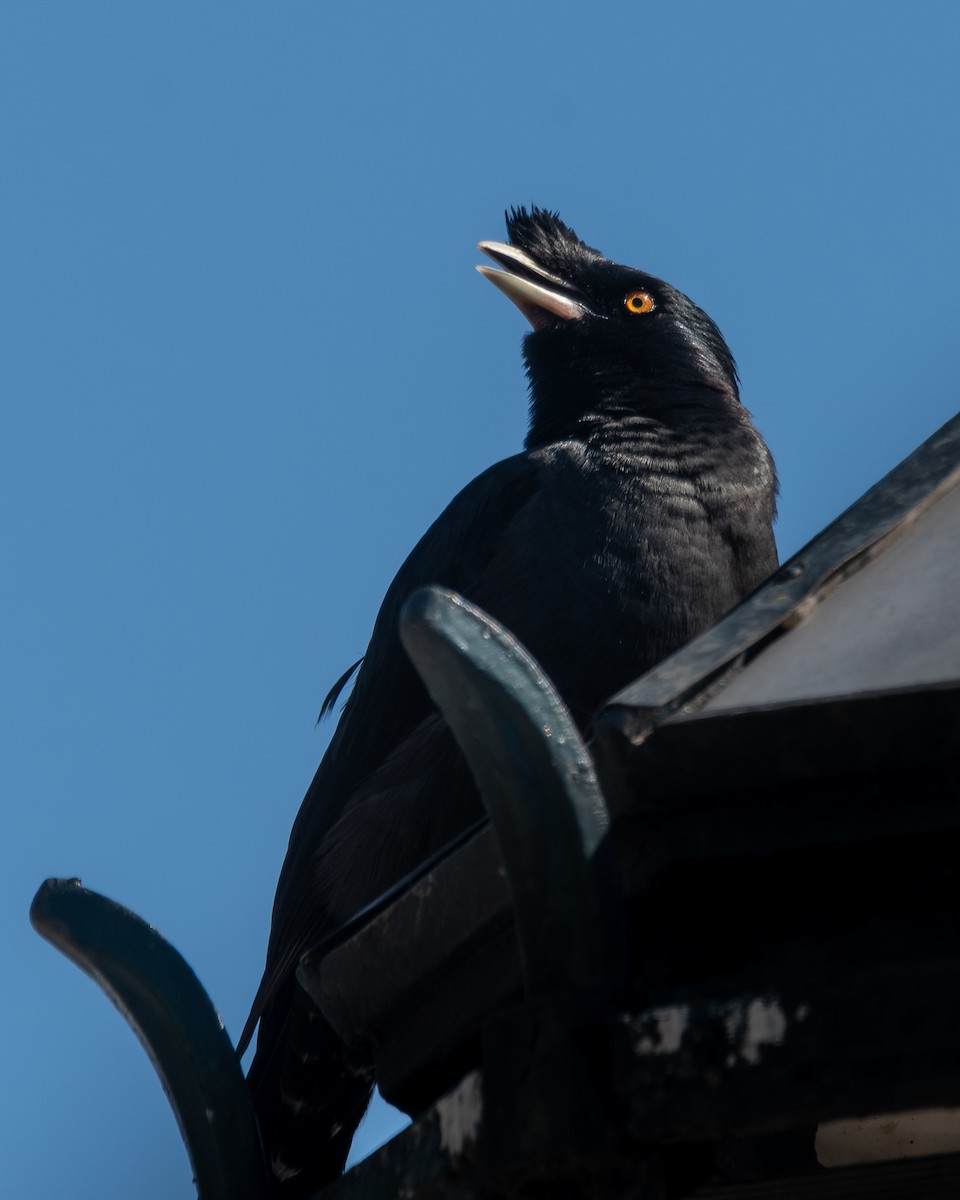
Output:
[731, 997, 789, 1065]
[631, 995, 807, 1063]
[632, 1004, 690, 1055]
[436, 1070, 483, 1159]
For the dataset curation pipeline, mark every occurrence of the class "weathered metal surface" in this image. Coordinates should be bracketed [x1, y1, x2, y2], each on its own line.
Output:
[702, 476, 960, 710]
[320, 1072, 483, 1200]
[30, 878, 267, 1200]
[324, 1088, 960, 1199]
[307, 829, 509, 1044]
[322, 962, 960, 1198]
[398, 586, 625, 999]
[301, 826, 520, 1110]
[605, 681, 960, 813]
[324, 1061, 662, 1200]
[612, 960, 960, 1142]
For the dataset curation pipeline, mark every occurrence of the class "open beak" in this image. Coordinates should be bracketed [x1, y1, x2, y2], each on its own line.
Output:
[477, 241, 589, 330]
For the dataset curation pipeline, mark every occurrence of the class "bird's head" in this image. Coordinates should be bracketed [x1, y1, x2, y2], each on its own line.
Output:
[478, 207, 739, 446]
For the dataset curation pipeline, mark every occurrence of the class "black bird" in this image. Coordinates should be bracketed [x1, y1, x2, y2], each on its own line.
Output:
[241, 207, 778, 1193]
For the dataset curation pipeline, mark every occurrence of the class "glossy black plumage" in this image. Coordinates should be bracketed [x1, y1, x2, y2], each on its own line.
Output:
[244, 208, 778, 1194]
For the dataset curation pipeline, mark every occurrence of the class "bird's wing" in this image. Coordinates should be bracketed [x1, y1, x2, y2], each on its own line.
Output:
[299, 450, 540, 834]
[239, 451, 541, 1052]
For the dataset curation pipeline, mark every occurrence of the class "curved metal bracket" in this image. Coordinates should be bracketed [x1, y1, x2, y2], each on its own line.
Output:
[30, 878, 268, 1200]
[400, 586, 625, 1000]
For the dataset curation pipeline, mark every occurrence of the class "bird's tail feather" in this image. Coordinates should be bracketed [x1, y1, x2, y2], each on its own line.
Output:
[248, 978, 374, 1197]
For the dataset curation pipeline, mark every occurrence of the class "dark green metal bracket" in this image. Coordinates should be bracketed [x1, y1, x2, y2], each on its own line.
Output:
[398, 587, 630, 1186]
[400, 585, 625, 999]
[29, 878, 268, 1200]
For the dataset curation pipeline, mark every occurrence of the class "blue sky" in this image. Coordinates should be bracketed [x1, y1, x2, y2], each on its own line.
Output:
[3, 4, 958, 1196]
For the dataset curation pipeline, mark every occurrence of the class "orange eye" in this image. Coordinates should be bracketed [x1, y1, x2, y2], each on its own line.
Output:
[624, 290, 655, 315]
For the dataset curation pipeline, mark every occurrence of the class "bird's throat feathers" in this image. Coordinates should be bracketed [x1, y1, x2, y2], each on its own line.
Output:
[521, 321, 740, 449]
